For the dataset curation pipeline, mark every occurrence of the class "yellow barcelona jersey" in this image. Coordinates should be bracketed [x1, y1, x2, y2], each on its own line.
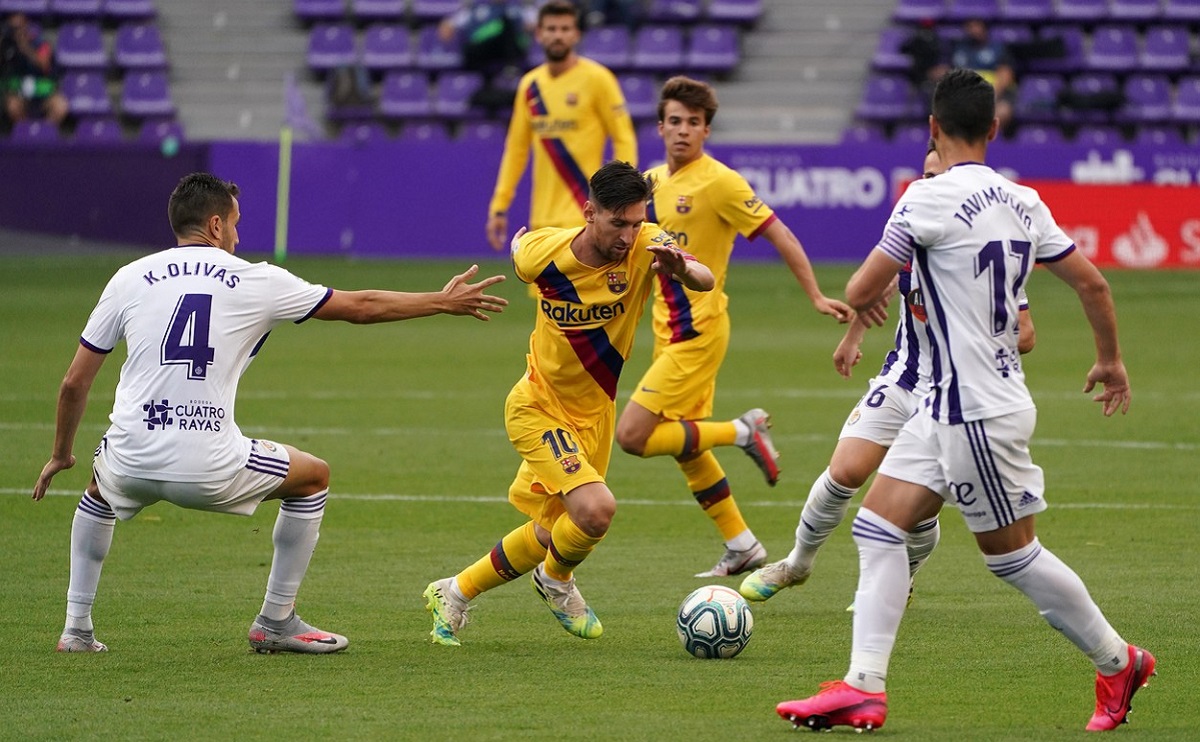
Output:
[511, 223, 680, 428]
[644, 154, 776, 344]
[489, 58, 637, 230]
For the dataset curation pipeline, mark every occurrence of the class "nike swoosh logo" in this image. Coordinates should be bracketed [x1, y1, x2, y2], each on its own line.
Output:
[301, 635, 341, 645]
[640, 387, 658, 393]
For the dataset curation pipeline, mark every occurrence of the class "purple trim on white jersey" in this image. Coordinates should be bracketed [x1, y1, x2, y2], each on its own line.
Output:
[966, 420, 1017, 527]
[914, 248, 965, 424]
[877, 225, 916, 265]
[246, 441, 289, 478]
[1035, 243, 1076, 264]
[249, 332, 270, 359]
[79, 337, 113, 354]
[296, 287, 334, 324]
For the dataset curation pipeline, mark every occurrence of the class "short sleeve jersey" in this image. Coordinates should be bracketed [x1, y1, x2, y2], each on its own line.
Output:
[489, 58, 637, 230]
[643, 154, 776, 343]
[512, 223, 681, 428]
[80, 245, 332, 481]
[874, 163, 1072, 423]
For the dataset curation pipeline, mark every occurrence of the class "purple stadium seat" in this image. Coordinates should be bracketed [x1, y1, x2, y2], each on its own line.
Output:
[54, 22, 107, 71]
[1117, 73, 1173, 123]
[1054, 0, 1110, 22]
[120, 70, 173, 117]
[11, 119, 60, 143]
[362, 24, 414, 73]
[1140, 26, 1190, 72]
[379, 70, 432, 117]
[432, 70, 484, 118]
[1087, 25, 1139, 73]
[114, 22, 167, 70]
[871, 27, 912, 72]
[1110, 0, 1163, 20]
[620, 74, 658, 121]
[704, 0, 762, 25]
[415, 24, 462, 71]
[1172, 76, 1200, 124]
[1014, 73, 1065, 122]
[458, 120, 507, 142]
[1060, 72, 1121, 124]
[1133, 125, 1186, 145]
[580, 26, 631, 70]
[1027, 26, 1086, 73]
[1014, 123, 1066, 145]
[856, 75, 921, 122]
[1163, 0, 1200, 21]
[685, 24, 738, 73]
[351, 0, 404, 22]
[410, 0, 460, 23]
[944, 0, 1000, 22]
[102, 0, 156, 21]
[989, 24, 1034, 46]
[61, 70, 112, 115]
[51, 0, 102, 17]
[294, 0, 346, 23]
[0, 0, 49, 13]
[644, 0, 703, 23]
[1074, 125, 1124, 146]
[892, 122, 930, 145]
[340, 120, 391, 144]
[999, 0, 1053, 22]
[73, 117, 124, 143]
[893, 0, 945, 23]
[138, 118, 182, 143]
[841, 123, 889, 144]
[396, 121, 451, 142]
[307, 23, 357, 72]
[631, 26, 684, 72]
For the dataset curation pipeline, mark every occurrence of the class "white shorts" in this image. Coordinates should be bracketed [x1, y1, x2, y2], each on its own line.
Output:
[92, 438, 290, 521]
[879, 408, 1047, 533]
[838, 377, 920, 447]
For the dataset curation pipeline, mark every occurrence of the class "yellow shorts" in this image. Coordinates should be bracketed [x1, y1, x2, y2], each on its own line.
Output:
[629, 313, 730, 421]
[505, 385, 613, 531]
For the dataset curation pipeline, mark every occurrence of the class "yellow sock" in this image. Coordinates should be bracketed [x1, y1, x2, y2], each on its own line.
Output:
[680, 453, 748, 541]
[456, 521, 545, 599]
[642, 420, 738, 458]
[544, 516, 604, 582]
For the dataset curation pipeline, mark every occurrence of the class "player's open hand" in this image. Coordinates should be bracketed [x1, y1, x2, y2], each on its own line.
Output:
[1083, 360, 1131, 416]
[442, 264, 508, 321]
[648, 244, 688, 277]
[33, 455, 75, 501]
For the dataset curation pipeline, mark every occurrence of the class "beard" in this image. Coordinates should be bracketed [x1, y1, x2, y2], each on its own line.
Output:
[544, 44, 570, 63]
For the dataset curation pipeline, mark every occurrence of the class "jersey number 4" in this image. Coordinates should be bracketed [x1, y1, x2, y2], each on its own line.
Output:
[161, 293, 215, 381]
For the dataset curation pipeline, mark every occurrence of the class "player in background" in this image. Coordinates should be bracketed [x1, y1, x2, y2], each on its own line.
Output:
[775, 69, 1153, 733]
[33, 172, 507, 654]
[614, 76, 854, 578]
[739, 141, 1036, 605]
[424, 161, 714, 646]
[485, 0, 637, 256]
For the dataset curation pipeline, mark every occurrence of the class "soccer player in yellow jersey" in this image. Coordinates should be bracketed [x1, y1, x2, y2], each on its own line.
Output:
[614, 77, 854, 578]
[485, 0, 637, 253]
[424, 161, 714, 646]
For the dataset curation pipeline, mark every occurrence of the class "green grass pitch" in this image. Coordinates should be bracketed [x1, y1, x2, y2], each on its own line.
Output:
[2, 251, 1196, 740]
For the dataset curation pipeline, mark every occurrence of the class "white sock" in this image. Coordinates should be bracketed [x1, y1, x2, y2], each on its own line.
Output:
[726, 529, 757, 552]
[984, 538, 1128, 674]
[906, 516, 940, 579]
[261, 490, 326, 621]
[786, 468, 857, 572]
[732, 418, 751, 446]
[66, 493, 116, 632]
[845, 508, 909, 694]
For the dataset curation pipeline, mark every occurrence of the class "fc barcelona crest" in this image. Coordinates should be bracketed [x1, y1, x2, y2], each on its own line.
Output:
[607, 271, 628, 294]
[676, 195, 693, 214]
[561, 455, 581, 474]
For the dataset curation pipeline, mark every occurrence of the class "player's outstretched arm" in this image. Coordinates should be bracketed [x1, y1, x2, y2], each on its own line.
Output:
[760, 219, 852, 323]
[833, 321, 869, 379]
[649, 245, 714, 292]
[1042, 250, 1129, 416]
[34, 345, 107, 501]
[315, 265, 508, 324]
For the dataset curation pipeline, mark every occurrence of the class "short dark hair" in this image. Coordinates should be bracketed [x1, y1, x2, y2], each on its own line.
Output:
[931, 68, 995, 143]
[657, 76, 718, 125]
[589, 160, 653, 213]
[168, 172, 239, 237]
[537, 0, 579, 28]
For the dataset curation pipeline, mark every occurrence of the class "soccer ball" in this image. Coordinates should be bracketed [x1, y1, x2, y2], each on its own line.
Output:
[676, 585, 753, 659]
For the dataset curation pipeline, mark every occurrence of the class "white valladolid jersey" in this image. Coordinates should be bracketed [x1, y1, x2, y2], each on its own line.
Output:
[80, 245, 331, 481]
[874, 163, 1072, 423]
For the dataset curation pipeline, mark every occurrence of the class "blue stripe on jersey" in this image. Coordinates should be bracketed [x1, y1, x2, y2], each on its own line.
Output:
[535, 261, 583, 303]
[966, 420, 1017, 527]
[80, 337, 113, 354]
[247, 449, 289, 478]
[850, 513, 905, 545]
[914, 248, 963, 424]
[1035, 243, 1076, 264]
[297, 287, 334, 323]
[877, 224, 916, 264]
[986, 542, 1042, 578]
[249, 332, 270, 359]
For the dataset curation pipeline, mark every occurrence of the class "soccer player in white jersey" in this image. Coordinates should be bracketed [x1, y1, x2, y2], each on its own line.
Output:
[32, 172, 508, 654]
[740, 142, 1035, 607]
[775, 70, 1154, 733]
